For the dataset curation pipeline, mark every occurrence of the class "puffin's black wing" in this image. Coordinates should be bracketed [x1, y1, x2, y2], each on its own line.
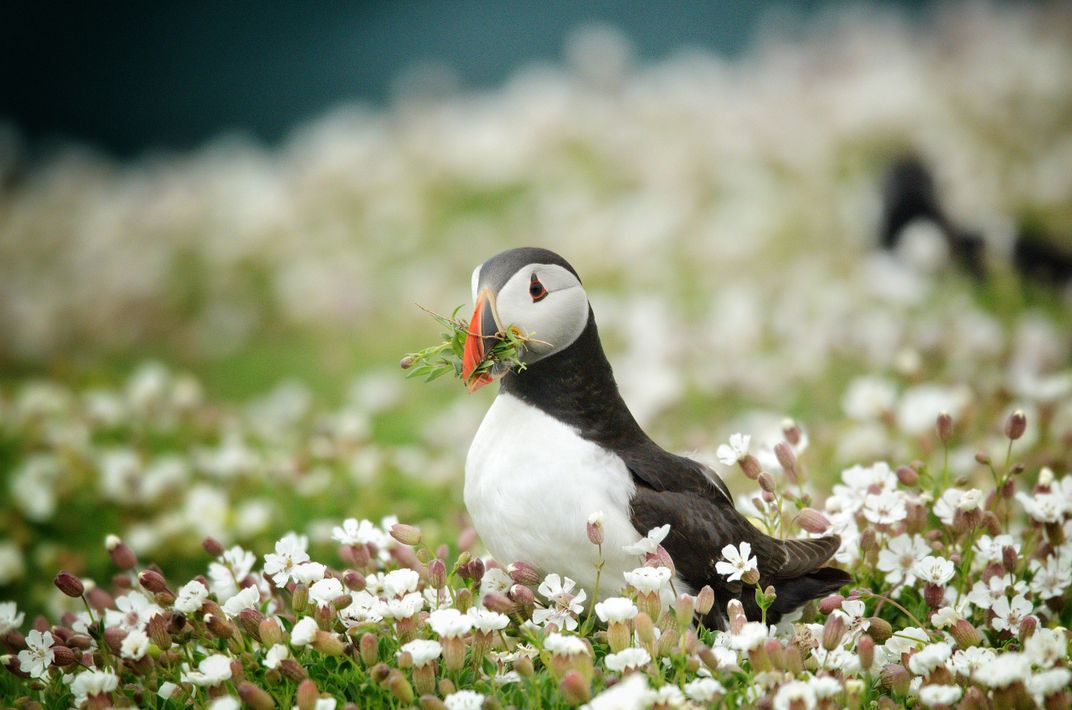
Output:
[624, 448, 849, 626]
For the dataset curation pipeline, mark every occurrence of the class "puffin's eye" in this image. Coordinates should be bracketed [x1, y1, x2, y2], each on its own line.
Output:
[529, 274, 548, 302]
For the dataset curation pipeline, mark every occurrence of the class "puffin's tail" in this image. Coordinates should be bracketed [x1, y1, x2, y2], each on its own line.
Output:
[741, 535, 852, 624]
[766, 566, 853, 621]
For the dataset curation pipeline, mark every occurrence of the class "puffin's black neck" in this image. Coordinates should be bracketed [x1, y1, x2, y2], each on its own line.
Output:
[499, 309, 652, 453]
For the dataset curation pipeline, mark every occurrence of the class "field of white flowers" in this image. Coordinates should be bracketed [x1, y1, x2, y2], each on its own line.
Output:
[2, 3, 1071, 708]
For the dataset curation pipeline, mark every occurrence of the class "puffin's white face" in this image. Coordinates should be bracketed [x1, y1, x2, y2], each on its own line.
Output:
[463, 261, 589, 391]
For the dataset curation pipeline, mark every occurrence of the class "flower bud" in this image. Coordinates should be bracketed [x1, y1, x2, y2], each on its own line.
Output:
[359, 633, 378, 666]
[389, 523, 421, 547]
[427, 559, 446, 590]
[739, 454, 761, 480]
[586, 512, 605, 546]
[764, 639, 785, 670]
[784, 645, 804, 675]
[949, 619, 979, 648]
[455, 587, 473, 614]
[774, 441, 798, 482]
[105, 535, 137, 570]
[742, 568, 761, 586]
[295, 679, 319, 710]
[292, 584, 308, 613]
[54, 571, 84, 598]
[896, 466, 919, 486]
[859, 528, 877, 553]
[819, 594, 844, 615]
[51, 645, 78, 667]
[508, 583, 534, 609]
[452, 551, 472, 578]
[1018, 615, 1037, 642]
[258, 618, 282, 647]
[312, 631, 345, 656]
[419, 697, 447, 710]
[204, 613, 233, 639]
[514, 654, 534, 677]
[635, 612, 655, 646]
[467, 558, 485, 586]
[238, 608, 266, 640]
[482, 593, 516, 616]
[202, 537, 224, 557]
[138, 569, 169, 594]
[822, 614, 845, 651]
[695, 585, 715, 616]
[238, 682, 275, 710]
[795, 508, 830, 534]
[560, 670, 591, 705]
[727, 599, 746, 634]
[758, 472, 776, 494]
[782, 420, 802, 446]
[438, 678, 455, 696]
[102, 627, 126, 654]
[279, 658, 309, 682]
[959, 686, 988, 710]
[880, 664, 910, 696]
[698, 646, 719, 673]
[924, 583, 944, 609]
[867, 617, 892, 643]
[1004, 410, 1026, 441]
[68, 634, 94, 649]
[675, 594, 695, 628]
[387, 669, 414, 705]
[148, 614, 172, 650]
[974, 452, 991, 465]
[857, 634, 875, 670]
[936, 411, 953, 443]
[507, 561, 540, 586]
[399, 356, 414, 370]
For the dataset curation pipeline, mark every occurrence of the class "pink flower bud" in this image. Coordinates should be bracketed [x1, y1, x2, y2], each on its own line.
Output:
[387, 669, 414, 704]
[1018, 615, 1037, 642]
[695, 585, 715, 616]
[138, 569, 169, 594]
[466, 558, 485, 585]
[740, 455, 762, 480]
[343, 569, 366, 591]
[774, 442, 797, 481]
[507, 561, 540, 586]
[936, 411, 953, 443]
[482, 593, 516, 616]
[105, 535, 137, 570]
[312, 631, 345, 656]
[456, 527, 477, 551]
[560, 670, 591, 705]
[238, 682, 274, 710]
[868, 617, 892, 643]
[782, 420, 802, 446]
[858, 634, 875, 670]
[280, 658, 309, 682]
[758, 472, 776, 493]
[1004, 410, 1026, 441]
[295, 679, 319, 710]
[795, 508, 830, 534]
[508, 584, 535, 608]
[675, 594, 695, 628]
[880, 664, 910, 696]
[148, 613, 172, 650]
[202, 537, 224, 557]
[258, 618, 281, 647]
[924, 583, 944, 609]
[586, 513, 605, 546]
[635, 612, 655, 646]
[51, 645, 78, 667]
[764, 639, 785, 670]
[54, 571, 84, 598]
[204, 613, 233, 639]
[822, 614, 845, 651]
[818, 594, 844, 615]
[742, 568, 761, 586]
[359, 633, 378, 667]
[896, 466, 919, 486]
[102, 627, 126, 654]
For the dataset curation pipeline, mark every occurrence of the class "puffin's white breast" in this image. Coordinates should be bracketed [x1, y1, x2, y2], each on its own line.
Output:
[464, 393, 641, 596]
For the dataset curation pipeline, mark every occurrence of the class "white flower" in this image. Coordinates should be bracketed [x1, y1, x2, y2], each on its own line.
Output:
[728, 621, 769, 651]
[973, 534, 1018, 565]
[158, 681, 179, 700]
[929, 606, 962, 629]
[383, 568, 420, 598]
[290, 617, 319, 646]
[1016, 491, 1067, 523]
[0, 601, 24, 635]
[108, 592, 163, 632]
[70, 669, 118, 705]
[544, 633, 589, 657]
[919, 685, 962, 707]
[990, 594, 1033, 634]
[479, 567, 513, 599]
[263, 533, 310, 587]
[331, 518, 384, 546]
[222, 585, 260, 616]
[862, 491, 907, 525]
[652, 685, 685, 706]
[955, 489, 983, 511]
[773, 680, 816, 710]
[1028, 556, 1072, 599]
[17, 629, 54, 679]
[180, 653, 233, 686]
[949, 647, 995, 680]
[884, 627, 929, 656]
[684, 677, 725, 702]
[120, 628, 149, 660]
[978, 651, 1032, 688]
[533, 573, 587, 631]
[399, 639, 442, 667]
[291, 562, 328, 585]
[207, 698, 240, 710]
[379, 592, 424, 620]
[908, 642, 952, 675]
[912, 556, 955, 586]
[582, 673, 655, 710]
[594, 597, 639, 623]
[1024, 627, 1067, 668]
[1029, 668, 1072, 698]
[444, 690, 486, 710]
[808, 675, 842, 699]
[604, 647, 651, 672]
[429, 608, 473, 639]
[716, 433, 751, 465]
[467, 607, 509, 633]
[624, 566, 673, 594]
[309, 577, 345, 608]
[174, 580, 209, 614]
[933, 489, 971, 526]
[842, 376, 897, 420]
[967, 574, 1027, 609]
[208, 546, 256, 600]
[622, 524, 670, 556]
[715, 542, 758, 583]
[263, 644, 290, 669]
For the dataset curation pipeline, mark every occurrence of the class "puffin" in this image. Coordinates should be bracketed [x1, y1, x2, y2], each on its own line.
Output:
[462, 247, 850, 627]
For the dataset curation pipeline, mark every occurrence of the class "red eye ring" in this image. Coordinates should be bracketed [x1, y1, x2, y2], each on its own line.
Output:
[529, 274, 548, 302]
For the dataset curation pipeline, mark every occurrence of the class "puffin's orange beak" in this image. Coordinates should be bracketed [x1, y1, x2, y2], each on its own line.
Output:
[462, 288, 500, 393]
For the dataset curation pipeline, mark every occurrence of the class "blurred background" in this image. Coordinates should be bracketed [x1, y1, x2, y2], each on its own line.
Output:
[1, 1, 1070, 616]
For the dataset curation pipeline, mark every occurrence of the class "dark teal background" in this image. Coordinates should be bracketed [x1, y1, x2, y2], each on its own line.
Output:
[1, 1, 932, 158]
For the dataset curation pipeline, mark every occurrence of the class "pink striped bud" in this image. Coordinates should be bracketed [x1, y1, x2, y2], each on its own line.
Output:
[858, 634, 875, 670]
[295, 679, 319, 710]
[105, 535, 137, 570]
[695, 585, 715, 616]
[880, 664, 910, 696]
[1004, 410, 1026, 441]
[740, 455, 762, 480]
[138, 569, 169, 594]
[238, 682, 274, 710]
[822, 614, 845, 651]
[795, 508, 830, 534]
[427, 559, 446, 590]
[936, 411, 953, 443]
[818, 594, 844, 615]
[390, 523, 421, 547]
[507, 561, 540, 586]
[586, 512, 605, 546]
[774, 441, 798, 482]
[54, 571, 84, 598]
[560, 670, 591, 705]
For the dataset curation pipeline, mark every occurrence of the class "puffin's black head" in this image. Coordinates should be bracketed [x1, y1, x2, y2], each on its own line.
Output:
[462, 247, 591, 392]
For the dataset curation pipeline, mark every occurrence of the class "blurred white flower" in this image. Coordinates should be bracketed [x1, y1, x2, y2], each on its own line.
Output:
[623, 566, 672, 594]
[308, 578, 345, 609]
[180, 653, 232, 686]
[221, 585, 260, 617]
[120, 628, 149, 660]
[604, 647, 651, 673]
[399, 639, 442, 667]
[263, 644, 289, 669]
[594, 597, 638, 623]
[290, 617, 319, 646]
[716, 433, 751, 465]
[0, 601, 25, 635]
[622, 524, 670, 556]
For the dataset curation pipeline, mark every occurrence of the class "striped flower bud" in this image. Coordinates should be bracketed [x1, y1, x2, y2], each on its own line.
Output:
[695, 585, 714, 616]
[698, 646, 719, 673]
[359, 633, 378, 666]
[204, 613, 233, 640]
[514, 654, 534, 677]
[295, 679, 319, 710]
[1004, 410, 1026, 441]
[312, 631, 345, 656]
[819, 594, 844, 615]
[507, 561, 540, 586]
[467, 558, 485, 586]
[105, 535, 137, 570]
[774, 441, 798, 482]
[258, 618, 282, 647]
[795, 508, 830, 534]
[782, 420, 802, 446]
[785, 645, 804, 675]
[482, 593, 516, 616]
[727, 600, 746, 634]
[387, 669, 414, 705]
[880, 664, 910, 696]
[238, 682, 274, 710]
[291, 584, 308, 614]
[586, 511, 605, 546]
[390, 523, 421, 547]
[279, 658, 309, 682]
[54, 570, 84, 598]
[858, 634, 875, 670]
[950, 619, 979, 648]
[51, 645, 78, 667]
[419, 697, 447, 710]
[758, 472, 776, 494]
[867, 617, 893, 643]
[675, 594, 695, 629]
[896, 466, 919, 486]
[455, 588, 472, 614]
[764, 639, 785, 670]
[343, 569, 366, 592]
[822, 614, 845, 651]
[102, 627, 126, 654]
[739, 454, 762, 480]
[147, 614, 172, 650]
[742, 568, 761, 586]
[936, 411, 953, 443]
[635, 612, 655, 646]
[138, 569, 169, 594]
[202, 537, 224, 557]
[428, 559, 446, 590]
[1018, 615, 1037, 642]
[560, 670, 591, 705]
[924, 583, 944, 609]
